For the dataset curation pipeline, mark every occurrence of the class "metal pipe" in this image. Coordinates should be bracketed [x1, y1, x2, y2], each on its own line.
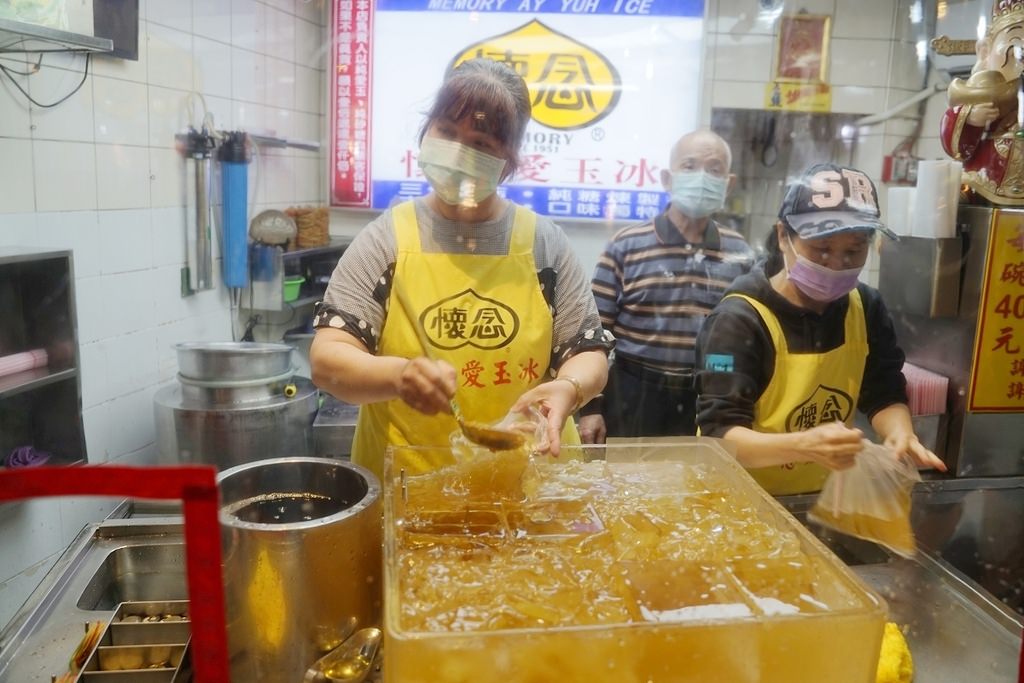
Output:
[183, 128, 215, 293]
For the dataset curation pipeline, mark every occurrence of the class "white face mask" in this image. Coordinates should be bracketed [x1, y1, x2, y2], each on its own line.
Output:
[417, 137, 506, 208]
[670, 170, 729, 218]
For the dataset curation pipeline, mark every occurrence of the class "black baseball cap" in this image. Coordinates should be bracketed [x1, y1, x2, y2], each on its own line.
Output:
[778, 162, 898, 240]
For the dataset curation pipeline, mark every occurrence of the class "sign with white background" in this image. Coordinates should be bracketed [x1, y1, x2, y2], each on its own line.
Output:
[331, 0, 705, 221]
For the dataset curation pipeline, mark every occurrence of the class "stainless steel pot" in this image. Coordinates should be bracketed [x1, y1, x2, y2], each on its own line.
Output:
[174, 341, 293, 381]
[218, 457, 382, 683]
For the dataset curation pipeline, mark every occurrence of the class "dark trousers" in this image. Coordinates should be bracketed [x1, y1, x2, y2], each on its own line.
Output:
[603, 359, 698, 437]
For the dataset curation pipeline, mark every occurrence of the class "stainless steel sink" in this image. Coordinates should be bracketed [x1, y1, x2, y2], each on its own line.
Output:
[0, 518, 186, 683]
[76, 543, 186, 611]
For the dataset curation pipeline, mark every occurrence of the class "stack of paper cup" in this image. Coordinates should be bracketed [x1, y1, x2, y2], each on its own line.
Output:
[911, 160, 963, 239]
[0, 349, 48, 379]
[886, 186, 915, 237]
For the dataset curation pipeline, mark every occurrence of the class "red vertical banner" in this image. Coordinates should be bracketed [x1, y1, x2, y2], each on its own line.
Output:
[330, 0, 374, 207]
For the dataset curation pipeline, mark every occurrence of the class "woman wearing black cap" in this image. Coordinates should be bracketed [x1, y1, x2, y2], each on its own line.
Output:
[695, 163, 946, 495]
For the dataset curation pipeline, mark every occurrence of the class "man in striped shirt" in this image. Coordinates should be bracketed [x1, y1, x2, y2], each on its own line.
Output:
[580, 130, 754, 441]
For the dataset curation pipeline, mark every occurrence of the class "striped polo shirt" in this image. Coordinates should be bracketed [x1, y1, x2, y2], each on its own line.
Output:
[592, 208, 754, 374]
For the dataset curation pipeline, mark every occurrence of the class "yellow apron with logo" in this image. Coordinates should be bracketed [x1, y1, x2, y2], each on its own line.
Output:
[351, 201, 580, 479]
[726, 289, 868, 495]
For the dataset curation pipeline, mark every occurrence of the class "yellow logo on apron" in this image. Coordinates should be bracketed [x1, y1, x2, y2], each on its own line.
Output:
[786, 384, 855, 431]
[451, 19, 621, 131]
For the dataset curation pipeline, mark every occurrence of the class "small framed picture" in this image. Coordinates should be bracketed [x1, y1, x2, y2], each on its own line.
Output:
[776, 14, 831, 82]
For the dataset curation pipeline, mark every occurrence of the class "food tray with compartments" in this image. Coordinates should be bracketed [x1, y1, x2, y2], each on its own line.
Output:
[383, 441, 888, 683]
[75, 600, 192, 682]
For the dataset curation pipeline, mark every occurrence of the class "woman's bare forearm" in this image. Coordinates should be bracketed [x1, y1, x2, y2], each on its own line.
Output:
[310, 328, 407, 404]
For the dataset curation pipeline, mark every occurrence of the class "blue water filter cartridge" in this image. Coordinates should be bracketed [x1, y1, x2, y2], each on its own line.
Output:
[218, 132, 251, 304]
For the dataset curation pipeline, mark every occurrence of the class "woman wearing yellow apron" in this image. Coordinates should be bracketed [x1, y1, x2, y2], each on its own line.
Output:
[309, 59, 613, 480]
[696, 163, 945, 495]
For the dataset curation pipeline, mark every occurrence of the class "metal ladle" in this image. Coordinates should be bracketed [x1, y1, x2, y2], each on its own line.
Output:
[304, 627, 382, 683]
[391, 282, 526, 451]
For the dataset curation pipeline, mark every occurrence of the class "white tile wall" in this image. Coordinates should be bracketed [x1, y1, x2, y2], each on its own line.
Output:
[0, 139, 36, 213]
[0, 0, 328, 623]
[0, 79, 31, 138]
[830, 39, 892, 88]
[32, 140, 97, 211]
[96, 145, 152, 209]
[33, 211, 103, 277]
[29, 74, 95, 143]
[833, 0, 896, 39]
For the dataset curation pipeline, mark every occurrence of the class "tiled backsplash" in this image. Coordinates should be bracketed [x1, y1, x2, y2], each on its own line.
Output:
[0, 0, 327, 627]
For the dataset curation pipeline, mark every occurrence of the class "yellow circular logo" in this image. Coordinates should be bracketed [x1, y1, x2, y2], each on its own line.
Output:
[451, 19, 621, 131]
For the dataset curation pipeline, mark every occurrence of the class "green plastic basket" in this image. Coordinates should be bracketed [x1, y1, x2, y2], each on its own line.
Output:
[283, 276, 305, 302]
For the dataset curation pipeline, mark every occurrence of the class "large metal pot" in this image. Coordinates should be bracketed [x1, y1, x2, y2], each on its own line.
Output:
[218, 457, 382, 683]
[174, 341, 293, 382]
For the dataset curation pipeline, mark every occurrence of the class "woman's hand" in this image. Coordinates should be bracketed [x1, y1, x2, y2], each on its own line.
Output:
[396, 357, 457, 415]
[883, 431, 947, 472]
[578, 414, 607, 444]
[796, 422, 864, 471]
[511, 379, 579, 457]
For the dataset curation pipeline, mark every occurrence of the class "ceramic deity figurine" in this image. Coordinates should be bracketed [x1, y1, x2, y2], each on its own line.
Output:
[941, 0, 1024, 205]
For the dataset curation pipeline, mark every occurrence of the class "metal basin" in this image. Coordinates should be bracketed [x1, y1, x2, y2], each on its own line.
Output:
[219, 457, 382, 683]
[174, 341, 293, 381]
[76, 543, 187, 611]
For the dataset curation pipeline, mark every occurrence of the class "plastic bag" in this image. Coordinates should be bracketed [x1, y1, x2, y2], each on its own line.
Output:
[809, 440, 921, 558]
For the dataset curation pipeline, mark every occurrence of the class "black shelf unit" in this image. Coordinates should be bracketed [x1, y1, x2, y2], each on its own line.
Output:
[0, 249, 86, 468]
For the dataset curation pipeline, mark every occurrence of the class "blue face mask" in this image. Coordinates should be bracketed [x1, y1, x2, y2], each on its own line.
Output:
[670, 170, 729, 218]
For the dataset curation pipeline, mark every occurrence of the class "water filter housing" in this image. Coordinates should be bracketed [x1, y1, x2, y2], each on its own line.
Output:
[218, 132, 251, 298]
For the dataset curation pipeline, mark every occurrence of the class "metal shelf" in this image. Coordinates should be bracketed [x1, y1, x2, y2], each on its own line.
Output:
[282, 237, 351, 261]
[0, 366, 77, 400]
[287, 294, 322, 308]
[0, 17, 112, 54]
[249, 133, 320, 152]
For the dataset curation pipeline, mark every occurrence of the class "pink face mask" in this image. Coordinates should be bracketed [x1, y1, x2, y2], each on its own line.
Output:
[783, 236, 862, 303]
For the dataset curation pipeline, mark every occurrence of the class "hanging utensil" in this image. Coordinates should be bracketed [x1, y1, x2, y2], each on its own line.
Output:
[391, 281, 526, 451]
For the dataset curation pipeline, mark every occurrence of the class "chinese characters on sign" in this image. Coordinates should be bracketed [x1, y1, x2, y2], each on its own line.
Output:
[331, 0, 374, 206]
[968, 211, 1024, 411]
[378, 148, 668, 219]
[334, 1, 703, 219]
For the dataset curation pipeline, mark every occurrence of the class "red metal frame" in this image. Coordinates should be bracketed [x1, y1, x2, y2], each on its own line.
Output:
[0, 466, 228, 682]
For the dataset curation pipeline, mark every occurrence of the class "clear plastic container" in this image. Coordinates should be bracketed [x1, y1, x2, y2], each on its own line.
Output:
[383, 440, 887, 683]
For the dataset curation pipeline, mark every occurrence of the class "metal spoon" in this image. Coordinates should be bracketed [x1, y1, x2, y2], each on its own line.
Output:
[391, 282, 526, 451]
[304, 627, 382, 683]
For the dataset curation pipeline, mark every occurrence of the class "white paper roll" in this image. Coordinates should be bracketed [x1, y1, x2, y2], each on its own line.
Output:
[946, 160, 963, 236]
[912, 160, 957, 239]
[886, 187, 915, 237]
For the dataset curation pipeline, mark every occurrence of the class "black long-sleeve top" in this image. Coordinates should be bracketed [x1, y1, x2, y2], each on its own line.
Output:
[695, 264, 908, 437]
